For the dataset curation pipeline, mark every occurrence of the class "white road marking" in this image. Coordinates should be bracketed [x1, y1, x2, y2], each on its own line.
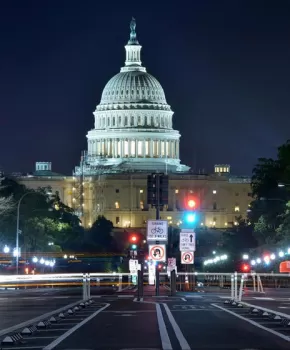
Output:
[156, 303, 172, 350]
[180, 298, 187, 301]
[43, 303, 110, 350]
[240, 301, 290, 319]
[162, 303, 191, 350]
[211, 304, 290, 342]
[253, 297, 274, 300]
[218, 296, 231, 299]
[0, 299, 82, 337]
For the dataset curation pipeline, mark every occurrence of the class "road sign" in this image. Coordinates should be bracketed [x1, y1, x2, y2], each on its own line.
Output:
[181, 251, 194, 264]
[179, 229, 196, 251]
[167, 258, 176, 271]
[129, 259, 138, 273]
[148, 244, 166, 262]
[147, 220, 168, 241]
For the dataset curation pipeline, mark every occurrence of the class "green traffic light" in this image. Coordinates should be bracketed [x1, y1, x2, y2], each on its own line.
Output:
[131, 244, 137, 250]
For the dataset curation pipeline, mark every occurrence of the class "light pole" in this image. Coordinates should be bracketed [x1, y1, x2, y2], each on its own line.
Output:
[16, 192, 33, 274]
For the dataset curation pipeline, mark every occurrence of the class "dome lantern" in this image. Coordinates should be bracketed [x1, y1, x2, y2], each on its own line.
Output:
[122, 17, 145, 73]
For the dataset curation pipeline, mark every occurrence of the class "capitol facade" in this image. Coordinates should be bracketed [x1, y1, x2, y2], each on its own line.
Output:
[17, 19, 252, 232]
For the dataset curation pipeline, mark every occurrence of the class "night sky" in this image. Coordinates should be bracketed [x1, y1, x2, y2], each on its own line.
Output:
[0, 0, 289, 176]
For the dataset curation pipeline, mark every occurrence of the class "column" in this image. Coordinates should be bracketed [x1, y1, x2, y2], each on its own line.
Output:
[150, 139, 153, 158]
[128, 140, 131, 157]
[121, 139, 124, 158]
[158, 140, 161, 157]
[135, 139, 138, 157]
[176, 141, 179, 158]
[142, 139, 146, 157]
[114, 139, 118, 157]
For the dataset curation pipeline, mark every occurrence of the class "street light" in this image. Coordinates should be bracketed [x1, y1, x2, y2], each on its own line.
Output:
[3, 245, 10, 253]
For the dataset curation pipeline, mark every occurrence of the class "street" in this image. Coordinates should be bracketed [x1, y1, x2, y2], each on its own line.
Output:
[1, 288, 290, 349]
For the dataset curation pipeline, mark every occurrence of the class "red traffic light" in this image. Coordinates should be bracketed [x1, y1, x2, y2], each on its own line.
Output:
[185, 196, 199, 210]
[242, 263, 250, 272]
[188, 199, 196, 209]
[130, 235, 138, 242]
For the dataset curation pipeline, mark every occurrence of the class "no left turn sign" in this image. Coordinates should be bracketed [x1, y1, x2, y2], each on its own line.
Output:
[181, 251, 194, 264]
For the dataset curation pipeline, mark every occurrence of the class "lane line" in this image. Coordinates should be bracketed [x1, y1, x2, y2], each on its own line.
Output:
[253, 297, 274, 300]
[0, 299, 82, 337]
[211, 304, 290, 342]
[180, 298, 187, 301]
[240, 301, 290, 319]
[162, 303, 191, 350]
[43, 303, 110, 350]
[156, 303, 172, 350]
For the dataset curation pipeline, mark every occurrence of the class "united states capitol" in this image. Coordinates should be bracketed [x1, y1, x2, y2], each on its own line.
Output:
[16, 19, 251, 230]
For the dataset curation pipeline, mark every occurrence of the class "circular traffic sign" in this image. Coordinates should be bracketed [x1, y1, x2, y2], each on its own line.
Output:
[181, 251, 194, 264]
[149, 245, 165, 261]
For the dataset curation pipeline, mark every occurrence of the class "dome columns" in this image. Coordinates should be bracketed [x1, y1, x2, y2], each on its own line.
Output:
[87, 137, 179, 160]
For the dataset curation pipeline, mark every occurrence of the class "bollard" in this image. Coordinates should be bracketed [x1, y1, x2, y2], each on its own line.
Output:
[137, 270, 143, 299]
[155, 267, 160, 296]
[86, 273, 91, 300]
[170, 269, 176, 296]
[118, 275, 122, 292]
[238, 275, 244, 302]
[82, 273, 87, 301]
[234, 271, 238, 301]
[231, 274, 234, 300]
[252, 273, 256, 292]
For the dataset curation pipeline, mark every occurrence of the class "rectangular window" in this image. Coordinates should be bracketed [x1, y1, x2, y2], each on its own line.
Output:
[213, 202, 217, 210]
[115, 216, 120, 224]
[115, 201, 120, 209]
[115, 189, 119, 193]
[140, 200, 144, 209]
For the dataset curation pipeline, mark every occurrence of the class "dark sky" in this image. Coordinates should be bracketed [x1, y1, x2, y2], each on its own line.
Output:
[0, 0, 289, 176]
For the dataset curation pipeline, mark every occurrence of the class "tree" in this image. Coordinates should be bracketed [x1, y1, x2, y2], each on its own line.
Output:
[249, 140, 290, 246]
[0, 178, 14, 217]
[221, 217, 257, 257]
[0, 177, 82, 251]
[86, 216, 114, 252]
[276, 201, 290, 246]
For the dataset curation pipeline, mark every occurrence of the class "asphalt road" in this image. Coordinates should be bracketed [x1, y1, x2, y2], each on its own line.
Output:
[50, 295, 290, 350]
[1, 287, 290, 349]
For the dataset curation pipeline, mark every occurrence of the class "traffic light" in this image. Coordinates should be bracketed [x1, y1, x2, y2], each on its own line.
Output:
[130, 235, 137, 243]
[185, 196, 199, 210]
[242, 263, 250, 272]
[131, 244, 137, 250]
[185, 213, 196, 223]
[147, 173, 169, 206]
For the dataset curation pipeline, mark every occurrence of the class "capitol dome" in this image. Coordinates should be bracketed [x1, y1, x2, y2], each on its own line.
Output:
[81, 18, 190, 174]
[99, 70, 168, 107]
